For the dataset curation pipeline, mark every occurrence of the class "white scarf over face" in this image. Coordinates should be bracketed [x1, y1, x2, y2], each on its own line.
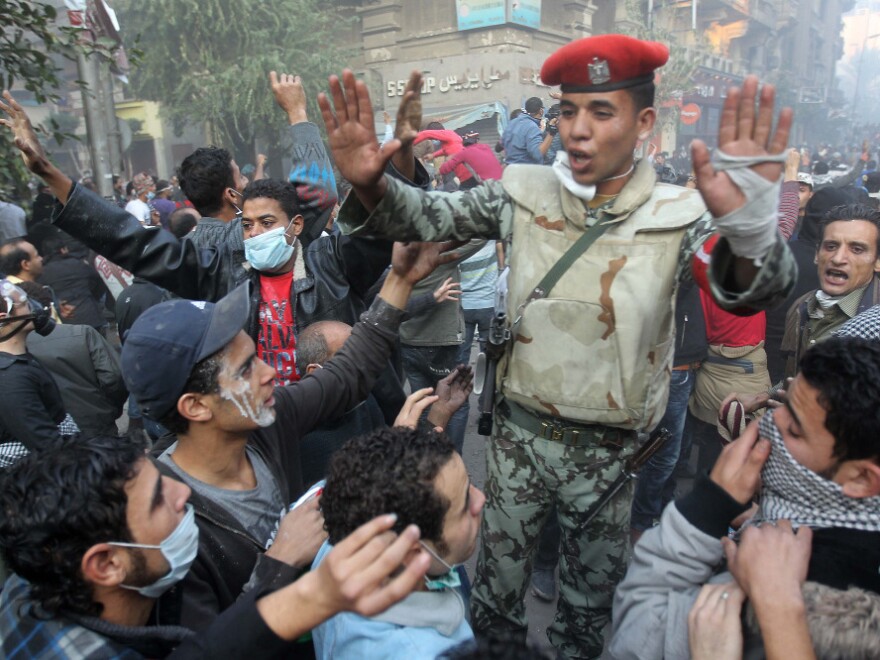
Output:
[551, 152, 597, 202]
[752, 410, 880, 532]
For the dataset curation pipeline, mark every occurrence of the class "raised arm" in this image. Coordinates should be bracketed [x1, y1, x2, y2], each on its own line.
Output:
[270, 72, 338, 242]
[0, 91, 73, 204]
[1, 90, 224, 300]
[826, 141, 868, 189]
[276, 240, 464, 432]
[777, 148, 801, 241]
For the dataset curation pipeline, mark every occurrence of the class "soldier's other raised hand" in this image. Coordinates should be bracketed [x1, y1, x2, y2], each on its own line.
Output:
[691, 76, 793, 218]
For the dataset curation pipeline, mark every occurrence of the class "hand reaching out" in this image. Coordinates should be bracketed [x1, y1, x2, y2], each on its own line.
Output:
[391, 240, 466, 285]
[394, 71, 422, 148]
[688, 582, 746, 660]
[319, 70, 400, 205]
[784, 148, 800, 181]
[433, 277, 461, 303]
[394, 388, 439, 429]
[428, 365, 474, 430]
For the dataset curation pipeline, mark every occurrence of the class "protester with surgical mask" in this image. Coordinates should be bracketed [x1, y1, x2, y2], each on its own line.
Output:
[238, 178, 386, 386]
[0, 435, 434, 658]
[315, 426, 485, 659]
[0, 278, 76, 468]
[124, 172, 156, 226]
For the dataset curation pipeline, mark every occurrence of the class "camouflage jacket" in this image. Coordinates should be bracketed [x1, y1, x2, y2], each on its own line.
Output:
[339, 160, 796, 429]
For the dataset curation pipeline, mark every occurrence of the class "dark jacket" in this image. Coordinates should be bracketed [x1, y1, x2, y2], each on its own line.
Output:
[781, 274, 880, 377]
[152, 297, 405, 635]
[26, 324, 127, 437]
[115, 278, 174, 343]
[765, 187, 851, 381]
[0, 351, 65, 450]
[39, 253, 108, 329]
[672, 280, 707, 367]
[52, 183, 390, 337]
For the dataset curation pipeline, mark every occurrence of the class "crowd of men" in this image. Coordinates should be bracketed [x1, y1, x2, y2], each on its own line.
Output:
[0, 31, 877, 660]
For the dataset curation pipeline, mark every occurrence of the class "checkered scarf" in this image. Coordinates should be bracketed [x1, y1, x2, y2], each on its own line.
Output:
[0, 414, 80, 469]
[752, 411, 880, 532]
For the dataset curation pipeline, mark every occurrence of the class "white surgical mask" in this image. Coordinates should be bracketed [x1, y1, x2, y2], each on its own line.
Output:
[110, 504, 199, 598]
[244, 218, 296, 271]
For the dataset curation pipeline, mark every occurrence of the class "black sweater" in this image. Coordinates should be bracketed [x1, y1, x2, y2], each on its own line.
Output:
[153, 296, 405, 638]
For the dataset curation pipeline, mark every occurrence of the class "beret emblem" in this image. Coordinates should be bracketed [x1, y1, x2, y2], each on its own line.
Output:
[587, 57, 611, 85]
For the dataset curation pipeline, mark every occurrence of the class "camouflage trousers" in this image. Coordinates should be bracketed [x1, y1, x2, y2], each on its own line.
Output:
[470, 409, 635, 659]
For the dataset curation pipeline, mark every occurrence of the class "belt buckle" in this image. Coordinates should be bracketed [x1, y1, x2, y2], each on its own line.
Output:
[541, 421, 581, 445]
[540, 421, 563, 442]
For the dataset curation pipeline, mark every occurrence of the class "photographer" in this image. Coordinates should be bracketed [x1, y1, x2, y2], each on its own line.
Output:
[543, 104, 563, 165]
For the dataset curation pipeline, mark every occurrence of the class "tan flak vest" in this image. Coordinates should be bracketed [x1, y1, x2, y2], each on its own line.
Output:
[498, 160, 706, 431]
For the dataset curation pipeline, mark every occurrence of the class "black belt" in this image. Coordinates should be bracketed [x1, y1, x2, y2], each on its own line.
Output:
[498, 399, 631, 449]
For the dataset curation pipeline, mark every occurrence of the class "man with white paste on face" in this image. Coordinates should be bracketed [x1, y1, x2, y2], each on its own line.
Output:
[111, 238, 453, 642]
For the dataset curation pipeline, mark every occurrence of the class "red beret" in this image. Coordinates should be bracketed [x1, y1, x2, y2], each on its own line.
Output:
[541, 34, 669, 93]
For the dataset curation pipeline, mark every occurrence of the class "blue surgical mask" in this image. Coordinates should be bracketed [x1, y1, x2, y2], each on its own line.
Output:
[419, 540, 462, 591]
[244, 219, 296, 271]
[146, 191, 155, 202]
[110, 504, 199, 598]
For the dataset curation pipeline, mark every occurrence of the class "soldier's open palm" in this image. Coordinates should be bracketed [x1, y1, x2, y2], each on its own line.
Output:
[319, 69, 399, 189]
[692, 75, 793, 218]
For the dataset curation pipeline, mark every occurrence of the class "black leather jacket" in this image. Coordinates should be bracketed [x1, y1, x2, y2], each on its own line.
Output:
[52, 183, 392, 336]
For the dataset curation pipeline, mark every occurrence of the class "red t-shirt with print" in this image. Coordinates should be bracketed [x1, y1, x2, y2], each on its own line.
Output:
[257, 271, 299, 385]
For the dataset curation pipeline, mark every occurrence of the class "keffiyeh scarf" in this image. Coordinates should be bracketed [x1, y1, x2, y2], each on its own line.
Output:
[752, 411, 880, 532]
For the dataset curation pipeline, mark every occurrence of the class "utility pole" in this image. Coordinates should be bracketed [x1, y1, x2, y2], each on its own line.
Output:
[100, 62, 124, 179]
[75, 49, 113, 197]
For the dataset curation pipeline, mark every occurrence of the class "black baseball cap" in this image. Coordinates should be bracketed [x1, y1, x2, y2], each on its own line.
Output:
[121, 283, 251, 421]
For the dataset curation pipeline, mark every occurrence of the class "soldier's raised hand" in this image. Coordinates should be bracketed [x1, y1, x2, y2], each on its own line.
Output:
[692, 76, 793, 218]
[319, 69, 401, 208]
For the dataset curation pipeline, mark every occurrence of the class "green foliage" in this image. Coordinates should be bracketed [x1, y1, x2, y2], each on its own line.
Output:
[619, 0, 699, 110]
[0, 0, 76, 201]
[116, 0, 354, 160]
[0, 0, 69, 102]
[47, 112, 82, 140]
[0, 0, 118, 201]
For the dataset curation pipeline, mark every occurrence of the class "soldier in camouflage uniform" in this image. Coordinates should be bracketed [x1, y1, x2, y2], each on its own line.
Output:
[318, 34, 796, 658]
